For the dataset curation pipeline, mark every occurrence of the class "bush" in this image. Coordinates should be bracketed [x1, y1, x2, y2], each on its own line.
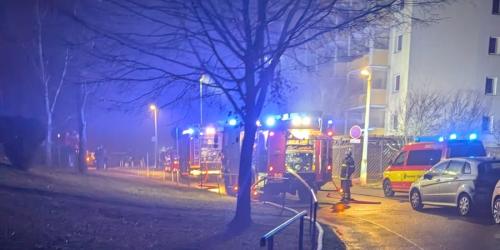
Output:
[0, 116, 45, 170]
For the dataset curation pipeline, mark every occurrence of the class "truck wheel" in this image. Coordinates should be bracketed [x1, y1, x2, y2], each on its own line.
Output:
[383, 179, 395, 197]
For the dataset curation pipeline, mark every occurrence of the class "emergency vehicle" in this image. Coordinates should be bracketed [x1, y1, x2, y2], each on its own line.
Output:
[178, 125, 223, 178]
[222, 113, 334, 201]
[382, 134, 487, 197]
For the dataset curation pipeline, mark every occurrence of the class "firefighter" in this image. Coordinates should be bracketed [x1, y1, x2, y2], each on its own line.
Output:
[340, 150, 355, 202]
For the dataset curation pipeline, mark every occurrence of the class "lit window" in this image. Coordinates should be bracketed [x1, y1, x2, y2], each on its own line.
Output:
[394, 35, 403, 53]
[482, 116, 493, 132]
[485, 77, 498, 95]
[493, 0, 500, 14]
[394, 75, 401, 92]
[489, 37, 500, 55]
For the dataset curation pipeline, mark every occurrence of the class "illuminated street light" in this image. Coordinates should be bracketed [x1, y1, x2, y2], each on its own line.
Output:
[149, 104, 159, 173]
[360, 68, 372, 185]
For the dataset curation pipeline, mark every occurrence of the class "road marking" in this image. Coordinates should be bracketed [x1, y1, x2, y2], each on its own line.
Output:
[351, 216, 424, 250]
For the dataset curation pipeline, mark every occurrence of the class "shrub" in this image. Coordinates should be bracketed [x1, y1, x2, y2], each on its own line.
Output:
[0, 116, 45, 170]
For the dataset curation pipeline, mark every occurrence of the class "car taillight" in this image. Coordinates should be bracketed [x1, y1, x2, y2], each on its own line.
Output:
[327, 165, 332, 171]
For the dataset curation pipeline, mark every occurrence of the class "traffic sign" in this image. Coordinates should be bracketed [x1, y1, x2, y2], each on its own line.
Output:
[350, 138, 361, 144]
[350, 125, 362, 139]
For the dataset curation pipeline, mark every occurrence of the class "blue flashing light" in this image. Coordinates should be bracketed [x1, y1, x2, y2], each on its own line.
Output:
[438, 136, 444, 142]
[228, 119, 237, 126]
[449, 133, 457, 140]
[182, 128, 194, 135]
[327, 120, 333, 125]
[469, 133, 477, 140]
[266, 117, 276, 127]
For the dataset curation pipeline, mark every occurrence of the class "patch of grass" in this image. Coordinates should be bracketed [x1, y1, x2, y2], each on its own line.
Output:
[0, 166, 316, 249]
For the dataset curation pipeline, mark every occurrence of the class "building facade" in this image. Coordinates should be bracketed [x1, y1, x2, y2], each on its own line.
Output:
[385, 0, 500, 147]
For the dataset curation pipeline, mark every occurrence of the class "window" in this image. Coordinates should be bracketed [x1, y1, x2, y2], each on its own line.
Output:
[430, 161, 449, 175]
[394, 35, 403, 53]
[489, 37, 499, 54]
[392, 114, 398, 130]
[445, 160, 465, 176]
[485, 77, 497, 95]
[493, 0, 500, 14]
[392, 152, 406, 166]
[463, 162, 471, 174]
[407, 150, 442, 166]
[482, 115, 493, 132]
[393, 75, 401, 92]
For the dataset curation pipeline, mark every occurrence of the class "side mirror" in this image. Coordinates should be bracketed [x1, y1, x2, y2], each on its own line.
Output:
[423, 173, 433, 180]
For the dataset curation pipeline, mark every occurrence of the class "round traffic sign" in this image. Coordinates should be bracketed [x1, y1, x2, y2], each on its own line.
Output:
[350, 125, 362, 139]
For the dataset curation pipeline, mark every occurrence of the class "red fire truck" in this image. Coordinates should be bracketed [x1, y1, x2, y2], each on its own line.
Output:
[179, 125, 223, 179]
[222, 113, 333, 201]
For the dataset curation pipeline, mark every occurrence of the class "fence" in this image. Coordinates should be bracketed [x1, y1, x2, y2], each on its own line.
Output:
[331, 136, 403, 182]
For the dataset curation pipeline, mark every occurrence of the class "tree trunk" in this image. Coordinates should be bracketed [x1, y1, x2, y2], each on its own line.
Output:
[46, 116, 52, 166]
[230, 117, 257, 230]
[77, 84, 88, 174]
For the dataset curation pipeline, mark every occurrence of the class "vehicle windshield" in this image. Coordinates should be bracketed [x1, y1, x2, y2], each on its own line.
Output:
[286, 152, 313, 172]
[447, 141, 486, 158]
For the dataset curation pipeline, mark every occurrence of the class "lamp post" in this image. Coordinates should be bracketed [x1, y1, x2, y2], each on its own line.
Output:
[150, 104, 158, 171]
[360, 68, 371, 185]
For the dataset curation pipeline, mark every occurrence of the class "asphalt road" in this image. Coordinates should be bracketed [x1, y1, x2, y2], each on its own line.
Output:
[311, 183, 500, 250]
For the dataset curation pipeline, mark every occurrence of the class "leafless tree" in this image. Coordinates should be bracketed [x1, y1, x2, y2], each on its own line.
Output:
[395, 90, 445, 142]
[66, 0, 451, 228]
[395, 90, 489, 141]
[35, 0, 71, 167]
[442, 90, 490, 135]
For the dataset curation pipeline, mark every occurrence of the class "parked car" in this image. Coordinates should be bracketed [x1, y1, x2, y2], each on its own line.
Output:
[493, 180, 500, 224]
[409, 157, 500, 216]
[383, 138, 486, 197]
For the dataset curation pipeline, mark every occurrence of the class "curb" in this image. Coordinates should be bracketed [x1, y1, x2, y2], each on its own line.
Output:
[263, 201, 324, 250]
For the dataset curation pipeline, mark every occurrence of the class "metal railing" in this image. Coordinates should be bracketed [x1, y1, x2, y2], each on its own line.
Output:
[286, 168, 319, 249]
[260, 210, 307, 250]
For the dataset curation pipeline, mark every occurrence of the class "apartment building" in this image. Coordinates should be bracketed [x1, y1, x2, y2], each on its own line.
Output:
[385, 0, 500, 146]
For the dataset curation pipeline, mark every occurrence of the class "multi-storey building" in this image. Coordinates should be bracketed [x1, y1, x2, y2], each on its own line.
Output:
[385, 0, 500, 147]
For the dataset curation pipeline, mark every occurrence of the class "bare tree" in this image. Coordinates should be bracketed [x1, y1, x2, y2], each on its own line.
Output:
[35, 0, 71, 167]
[66, 0, 450, 228]
[395, 90, 445, 142]
[442, 90, 490, 135]
[395, 90, 489, 141]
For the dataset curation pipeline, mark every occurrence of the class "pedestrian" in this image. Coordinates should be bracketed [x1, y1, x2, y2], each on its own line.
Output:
[340, 150, 356, 203]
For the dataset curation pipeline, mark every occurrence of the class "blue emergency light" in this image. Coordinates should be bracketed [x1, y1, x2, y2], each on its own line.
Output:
[469, 133, 478, 140]
[228, 119, 237, 126]
[266, 116, 276, 127]
[449, 133, 457, 140]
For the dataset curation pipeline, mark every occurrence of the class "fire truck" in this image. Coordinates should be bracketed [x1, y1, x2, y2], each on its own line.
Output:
[179, 125, 223, 179]
[222, 113, 334, 201]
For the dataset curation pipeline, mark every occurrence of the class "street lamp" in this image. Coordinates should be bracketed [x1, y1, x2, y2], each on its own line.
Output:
[360, 68, 371, 185]
[199, 74, 212, 125]
[149, 104, 159, 171]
